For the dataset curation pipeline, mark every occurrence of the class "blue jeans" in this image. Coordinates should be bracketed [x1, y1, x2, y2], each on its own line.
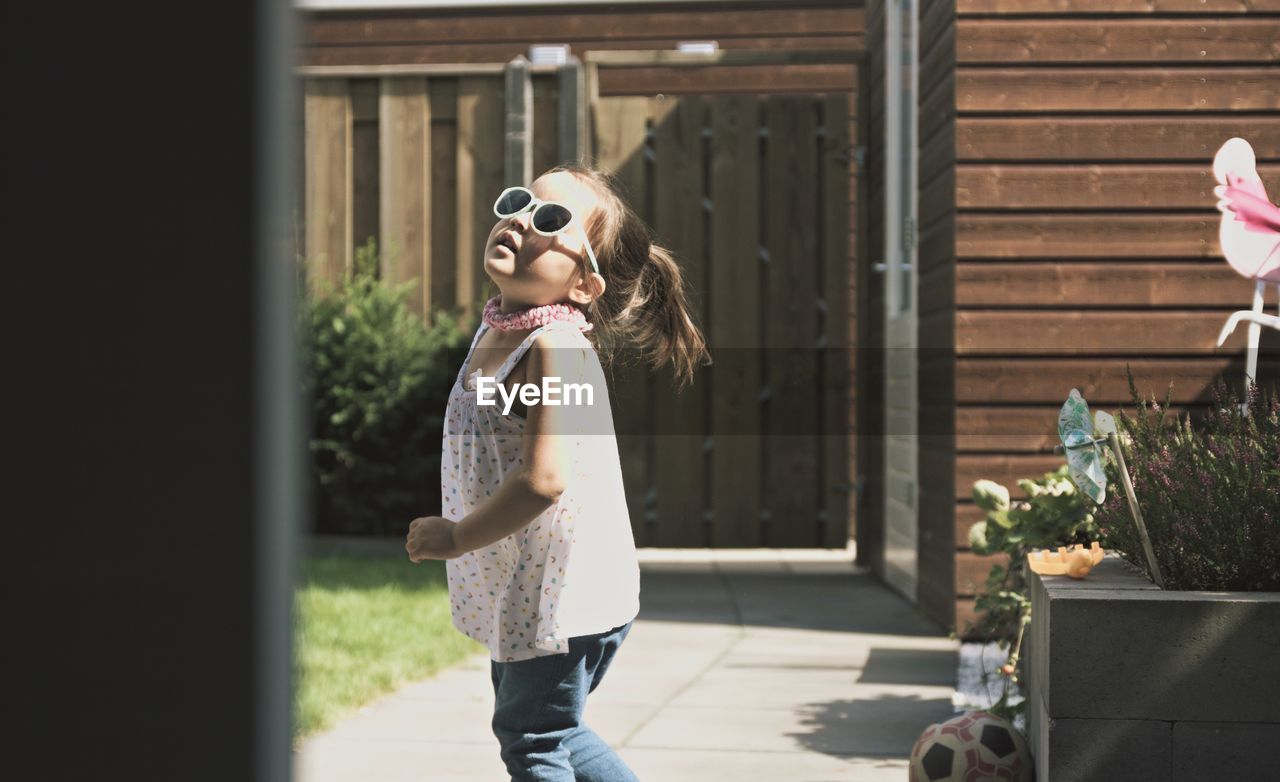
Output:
[490, 620, 640, 782]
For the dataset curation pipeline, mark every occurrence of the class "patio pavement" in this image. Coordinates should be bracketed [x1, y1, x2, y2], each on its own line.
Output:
[293, 541, 959, 781]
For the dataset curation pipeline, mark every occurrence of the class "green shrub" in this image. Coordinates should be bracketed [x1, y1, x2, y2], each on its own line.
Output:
[968, 465, 1098, 641]
[1096, 373, 1280, 591]
[298, 238, 474, 536]
[965, 466, 1097, 723]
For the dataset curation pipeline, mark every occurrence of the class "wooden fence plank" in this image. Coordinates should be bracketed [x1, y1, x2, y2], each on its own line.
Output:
[766, 95, 821, 546]
[956, 311, 1275, 353]
[594, 96, 655, 544]
[352, 80, 380, 256]
[959, 18, 1280, 63]
[304, 78, 353, 290]
[708, 94, 764, 547]
[428, 78, 458, 314]
[653, 96, 710, 547]
[822, 92, 853, 548]
[350, 77, 379, 121]
[957, 261, 1276, 308]
[957, 67, 1279, 113]
[956, 117, 1280, 161]
[379, 77, 431, 314]
[455, 75, 504, 321]
[957, 164, 1280, 210]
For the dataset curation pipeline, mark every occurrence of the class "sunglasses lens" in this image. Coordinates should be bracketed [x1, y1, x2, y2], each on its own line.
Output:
[533, 203, 572, 234]
[495, 188, 532, 216]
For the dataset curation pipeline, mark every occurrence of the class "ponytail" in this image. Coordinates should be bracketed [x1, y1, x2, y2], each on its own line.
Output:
[547, 162, 711, 390]
[624, 242, 709, 389]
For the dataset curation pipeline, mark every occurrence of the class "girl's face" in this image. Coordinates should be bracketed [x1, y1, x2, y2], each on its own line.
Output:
[483, 171, 606, 309]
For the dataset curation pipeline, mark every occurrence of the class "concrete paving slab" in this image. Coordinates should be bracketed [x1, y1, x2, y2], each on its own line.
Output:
[317, 693, 497, 743]
[623, 695, 952, 756]
[297, 737, 506, 782]
[294, 546, 957, 781]
[620, 747, 910, 781]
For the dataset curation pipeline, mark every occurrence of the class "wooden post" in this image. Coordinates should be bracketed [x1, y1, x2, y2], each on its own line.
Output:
[1107, 431, 1166, 589]
[504, 56, 532, 187]
[455, 75, 504, 321]
[822, 91, 853, 549]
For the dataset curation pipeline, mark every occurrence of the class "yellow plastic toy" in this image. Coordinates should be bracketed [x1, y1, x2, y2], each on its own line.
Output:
[1026, 541, 1105, 579]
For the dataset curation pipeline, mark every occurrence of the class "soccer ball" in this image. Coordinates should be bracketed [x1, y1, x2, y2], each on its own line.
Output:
[908, 710, 1034, 781]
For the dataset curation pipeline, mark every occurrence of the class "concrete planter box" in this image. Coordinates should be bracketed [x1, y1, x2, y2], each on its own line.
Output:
[1026, 552, 1280, 781]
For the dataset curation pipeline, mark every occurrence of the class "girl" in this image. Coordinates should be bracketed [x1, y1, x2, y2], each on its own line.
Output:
[405, 162, 709, 781]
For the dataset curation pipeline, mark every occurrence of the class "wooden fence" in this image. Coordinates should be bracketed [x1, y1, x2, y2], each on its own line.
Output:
[297, 59, 587, 321]
[294, 51, 861, 548]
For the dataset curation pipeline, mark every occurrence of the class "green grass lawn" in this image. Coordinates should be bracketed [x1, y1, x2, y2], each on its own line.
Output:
[293, 551, 487, 746]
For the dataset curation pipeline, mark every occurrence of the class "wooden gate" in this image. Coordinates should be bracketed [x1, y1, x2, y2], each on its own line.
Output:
[585, 50, 861, 548]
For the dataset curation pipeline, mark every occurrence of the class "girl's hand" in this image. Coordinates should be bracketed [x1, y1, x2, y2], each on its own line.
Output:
[406, 516, 465, 562]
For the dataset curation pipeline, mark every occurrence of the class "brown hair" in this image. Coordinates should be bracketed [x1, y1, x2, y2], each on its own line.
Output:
[547, 161, 711, 389]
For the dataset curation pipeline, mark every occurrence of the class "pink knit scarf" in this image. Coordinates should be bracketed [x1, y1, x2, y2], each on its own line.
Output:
[481, 295, 594, 333]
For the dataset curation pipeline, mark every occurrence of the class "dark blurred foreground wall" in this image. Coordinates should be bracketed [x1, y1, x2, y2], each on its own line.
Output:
[11, 1, 302, 780]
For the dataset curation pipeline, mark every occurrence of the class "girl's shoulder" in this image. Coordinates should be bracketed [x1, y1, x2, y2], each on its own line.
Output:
[527, 323, 596, 381]
[532, 320, 593, 348]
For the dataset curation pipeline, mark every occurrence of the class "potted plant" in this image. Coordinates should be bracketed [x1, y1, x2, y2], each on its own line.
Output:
[1025, 374, 1280, 781]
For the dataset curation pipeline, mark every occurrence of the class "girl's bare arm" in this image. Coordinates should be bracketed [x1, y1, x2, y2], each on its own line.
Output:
[451, 332, 588, 554]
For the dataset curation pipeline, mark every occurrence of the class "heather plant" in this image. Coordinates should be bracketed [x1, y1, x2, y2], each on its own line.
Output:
[1095, 371, 1280, 591]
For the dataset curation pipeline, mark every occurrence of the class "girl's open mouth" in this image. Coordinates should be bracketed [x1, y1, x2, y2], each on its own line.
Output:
[497, 233, 519, 253]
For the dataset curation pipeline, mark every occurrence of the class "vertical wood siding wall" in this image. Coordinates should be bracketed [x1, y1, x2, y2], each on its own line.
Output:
[860, 0, 888, 585]
[950, 0, 1280, 637]
[862, 0, 964, 632]
[918, 0, 962, 633]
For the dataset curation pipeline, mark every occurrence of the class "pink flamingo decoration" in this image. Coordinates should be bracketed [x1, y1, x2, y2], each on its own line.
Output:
[1211, 137, 1279, 389]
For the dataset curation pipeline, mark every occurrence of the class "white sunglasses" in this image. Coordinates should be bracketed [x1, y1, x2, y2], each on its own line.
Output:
[493, 186, 600, 275]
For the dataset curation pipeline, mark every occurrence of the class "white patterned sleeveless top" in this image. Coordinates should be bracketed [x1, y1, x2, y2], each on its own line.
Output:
[442, 318, 641, 662]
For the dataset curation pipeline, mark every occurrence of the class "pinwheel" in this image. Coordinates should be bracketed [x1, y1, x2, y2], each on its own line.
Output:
[1055, 389, 1165, 588]
[1212, 137, 1279, 390]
